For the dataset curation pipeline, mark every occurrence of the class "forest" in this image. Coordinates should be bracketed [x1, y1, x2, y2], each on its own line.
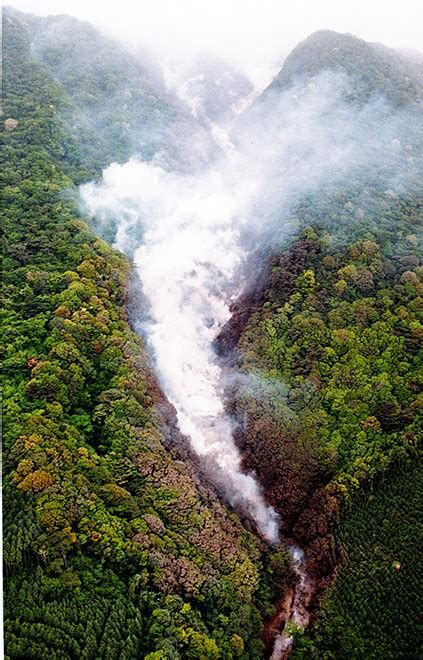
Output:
[2, 9, 287, 658]
[2, 5, 422, 659]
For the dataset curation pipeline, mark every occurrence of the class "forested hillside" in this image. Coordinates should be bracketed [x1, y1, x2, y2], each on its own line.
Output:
[5, 6, 217, 175]
[293, 461, 423, 658]
[219, 28, 423, 657]
[264, 29, 422, 105]
[2, 9, 284, 658]
[2, 6, 422, 659]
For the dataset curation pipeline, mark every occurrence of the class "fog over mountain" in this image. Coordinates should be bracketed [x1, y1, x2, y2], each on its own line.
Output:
[80, 27, 422, 546]
[8, 0, 423, 86]
[3, 4, 422, 659]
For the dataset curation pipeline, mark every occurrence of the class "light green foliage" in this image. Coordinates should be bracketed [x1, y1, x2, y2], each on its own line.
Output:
[232, 76, 422, 654]
[3, 7, 422, 658]
[2, 10, 282, 658]
[239, 227, 422, 500]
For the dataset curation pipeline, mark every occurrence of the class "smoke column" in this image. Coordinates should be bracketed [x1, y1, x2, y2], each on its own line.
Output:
[81, 146, 280, 541]
[80, 70, 417, 543]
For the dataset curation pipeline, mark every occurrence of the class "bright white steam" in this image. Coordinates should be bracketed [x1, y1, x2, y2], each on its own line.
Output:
[80, 70, 417, 543]
[81, 151, 280, 541]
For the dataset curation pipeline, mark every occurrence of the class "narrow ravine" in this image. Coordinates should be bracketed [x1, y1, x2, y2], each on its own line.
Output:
[269, 548, 315, 658]
[6, 8, 422, 659]
[79, 80, 363, 652]
[80, 147, 282, 536]
[81, 147, 316, 653]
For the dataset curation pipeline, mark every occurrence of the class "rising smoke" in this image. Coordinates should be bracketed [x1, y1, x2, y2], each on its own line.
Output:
[80, 69, 420, 542]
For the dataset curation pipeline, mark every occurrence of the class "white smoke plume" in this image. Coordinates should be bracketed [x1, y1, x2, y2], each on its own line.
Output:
[81, 153, 280, 541]
[80, 70, 419, 543]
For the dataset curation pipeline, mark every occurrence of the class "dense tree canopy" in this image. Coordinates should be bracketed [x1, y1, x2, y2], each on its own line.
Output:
[2, 9, 285, 658]
[2, 6, 422, 659]
[292, 461, 423, 658]
[220, 42, 422, 655]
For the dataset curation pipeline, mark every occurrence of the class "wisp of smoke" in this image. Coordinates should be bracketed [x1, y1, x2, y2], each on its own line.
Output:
[80, 70, 419, 543]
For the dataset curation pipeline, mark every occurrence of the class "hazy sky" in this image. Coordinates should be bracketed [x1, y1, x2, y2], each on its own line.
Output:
[8, 0, 423, 84]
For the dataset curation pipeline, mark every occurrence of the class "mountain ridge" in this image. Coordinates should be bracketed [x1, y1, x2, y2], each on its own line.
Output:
[3, 6, 422, 658]
[4, 5, 220, 174]
[265, 28, 422, 104]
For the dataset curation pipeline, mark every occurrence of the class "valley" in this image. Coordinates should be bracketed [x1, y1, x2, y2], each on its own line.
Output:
[2, 6, 422, 659]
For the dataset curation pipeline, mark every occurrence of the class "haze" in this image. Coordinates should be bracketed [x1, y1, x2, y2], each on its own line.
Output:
[8, 0, 423, 85]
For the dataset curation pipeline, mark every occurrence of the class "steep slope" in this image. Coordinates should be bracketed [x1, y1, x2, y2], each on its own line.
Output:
[3, 9, 422, 657]
[266, 29, 422, 105]
[219, 29, 422, 655]
[4, 6, 218, 176]
[232, 30, 422, 152]
[165, 53, 254, 126]
[293, 461, 423, 658]
[2, 10, 284, 658]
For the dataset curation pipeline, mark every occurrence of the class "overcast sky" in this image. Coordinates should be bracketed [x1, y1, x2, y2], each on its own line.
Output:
[8, 0, 423, 84]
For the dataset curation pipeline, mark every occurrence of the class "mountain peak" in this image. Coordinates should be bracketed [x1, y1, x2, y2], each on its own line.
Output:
[267, 29, 422, 105]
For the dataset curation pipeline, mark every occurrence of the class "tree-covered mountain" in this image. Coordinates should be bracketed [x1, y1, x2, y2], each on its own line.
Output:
[233, 29, 423, 151]
[4, 6, 218, 176]
[2, 8, 287, 658]
[219, 27, 422, 658]
[2, 7, 422, 659]
[265, 29, 422, 105]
